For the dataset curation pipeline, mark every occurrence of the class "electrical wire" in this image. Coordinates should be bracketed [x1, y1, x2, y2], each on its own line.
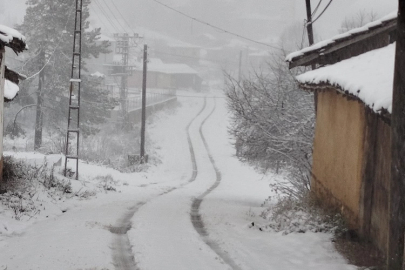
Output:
[307, 0, 334, 25]
[109, 1, 134, 31]
[300, 21, 307, 49]
[91, 3, 112, 31]
[98, 0, 127, 32]
[23, 8, 75, 80]
[93, 0, 124, 32]
[152, 50, 240, 65]
[311, 0, 323, 17]
[150, 0, 282, 50]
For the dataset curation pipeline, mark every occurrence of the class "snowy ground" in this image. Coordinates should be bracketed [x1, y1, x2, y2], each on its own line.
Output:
[0, 91, 356, 270]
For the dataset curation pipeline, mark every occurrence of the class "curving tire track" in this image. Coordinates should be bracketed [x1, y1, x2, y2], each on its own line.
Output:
[191, 98, 243, 270]
[111, 98, 207, 270]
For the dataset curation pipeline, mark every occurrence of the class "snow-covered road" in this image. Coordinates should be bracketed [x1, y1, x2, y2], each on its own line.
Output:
[0, 93, 356, 270]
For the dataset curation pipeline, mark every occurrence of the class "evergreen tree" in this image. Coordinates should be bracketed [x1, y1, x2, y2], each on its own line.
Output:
[16, 0, 114, 142]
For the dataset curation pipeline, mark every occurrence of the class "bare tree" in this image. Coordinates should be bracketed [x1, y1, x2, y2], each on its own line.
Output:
[339, 10, 379, 33]
[225, 52, 315, 199]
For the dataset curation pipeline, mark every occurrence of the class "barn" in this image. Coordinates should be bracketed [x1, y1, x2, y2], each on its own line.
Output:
[0, 25, 28, 189]
[286, 12, 396, 256]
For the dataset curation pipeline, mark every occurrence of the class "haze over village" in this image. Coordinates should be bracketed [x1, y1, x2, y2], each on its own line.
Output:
[0, 0, 403, 269]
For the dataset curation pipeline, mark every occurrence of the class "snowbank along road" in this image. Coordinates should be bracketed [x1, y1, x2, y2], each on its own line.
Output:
[0, 93, 357, 270]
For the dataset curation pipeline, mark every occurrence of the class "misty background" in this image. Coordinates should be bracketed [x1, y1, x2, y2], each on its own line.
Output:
[0, 0, 398, 52]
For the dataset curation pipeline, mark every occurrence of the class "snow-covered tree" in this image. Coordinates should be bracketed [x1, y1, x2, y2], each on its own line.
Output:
[339, 10, 379, 33]
[225, 53, 315, 198]
[16, 0, 113, 146]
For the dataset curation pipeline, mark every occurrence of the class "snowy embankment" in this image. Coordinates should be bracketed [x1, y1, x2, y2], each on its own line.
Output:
[197, 97, 356, 270]
[0, 91, 355, 270]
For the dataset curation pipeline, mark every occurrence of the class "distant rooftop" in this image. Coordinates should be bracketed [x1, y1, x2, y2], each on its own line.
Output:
[286, 11, 397, 68]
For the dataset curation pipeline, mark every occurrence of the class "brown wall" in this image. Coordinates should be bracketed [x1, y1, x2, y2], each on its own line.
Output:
[311, 90, 366, 228]
[362, 109, 391, 255]
[312, 89, 392, 256]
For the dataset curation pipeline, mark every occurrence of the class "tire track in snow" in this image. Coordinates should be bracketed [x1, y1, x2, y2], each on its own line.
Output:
[191, 98, 243, 270]
[111, 98, 207, 270]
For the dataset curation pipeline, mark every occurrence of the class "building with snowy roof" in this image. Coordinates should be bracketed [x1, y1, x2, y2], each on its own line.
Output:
[128, 58, 202, 91]
[0, 24, 27, 190]
[287, 12, 397, 257]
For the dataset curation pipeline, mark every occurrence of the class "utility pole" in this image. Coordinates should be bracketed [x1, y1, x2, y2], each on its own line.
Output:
[113, 33, 139, 128]
[387, 3, 405, 269]
[305, 0, 315, 47]
[140, 44, 147, 163]
[116, 33, 129, 128]
[34, 49, 45, 150]
[64, 0, 83, 180]
[305, 0, 318, 112]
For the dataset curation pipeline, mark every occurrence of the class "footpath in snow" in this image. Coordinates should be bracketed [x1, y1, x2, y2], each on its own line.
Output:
[0, 91, 355, 270]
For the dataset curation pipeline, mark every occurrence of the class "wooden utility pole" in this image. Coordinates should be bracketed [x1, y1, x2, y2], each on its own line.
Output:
[140, 44, 147, 163]
[34, 49, 45, 150]
[388, 3, 405, 269]
[305, 0, 315, 46]
[305, 0, 317, 112]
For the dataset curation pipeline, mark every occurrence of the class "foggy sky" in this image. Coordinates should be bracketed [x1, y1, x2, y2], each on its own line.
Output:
[1, 0, 398, 50]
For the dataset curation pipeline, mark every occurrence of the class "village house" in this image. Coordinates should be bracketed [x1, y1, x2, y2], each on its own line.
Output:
[286, 12, 396, 257]
[128, 58, 202, 91]
[0, 25, 27, 187]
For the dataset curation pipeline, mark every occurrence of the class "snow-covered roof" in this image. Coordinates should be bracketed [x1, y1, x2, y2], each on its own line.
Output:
[286, 11, 397, 63]
[4, 79, 19, 101]
[135, 58, 198, 75]
[296, 43, 395, 114]
[0, 25, 27, 54]
[91, 71, 105, 78]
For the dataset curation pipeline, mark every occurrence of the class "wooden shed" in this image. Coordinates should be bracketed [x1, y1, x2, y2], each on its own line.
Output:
[286, 12, 396, 256]
[0, 25, 27, 189]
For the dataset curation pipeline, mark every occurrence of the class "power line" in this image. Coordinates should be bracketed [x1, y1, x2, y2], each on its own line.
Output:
[152, 50, 239, 65]
[24, 9, 75, 80]
[150, 0, 282, 50]
[93, 0, 123, 32]
[109, 1, 133, 31]
[311, 0, 323, 17]
[308, 0, 334, 25]
[90, 2, 112, 31]
[98, 0, 127, 32]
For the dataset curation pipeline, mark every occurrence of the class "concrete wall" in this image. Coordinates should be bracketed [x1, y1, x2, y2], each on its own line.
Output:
[311, 90, 366, 228]
[127, 97, 177, 124]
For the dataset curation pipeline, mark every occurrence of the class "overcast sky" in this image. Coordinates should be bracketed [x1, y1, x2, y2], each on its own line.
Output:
[1, 0, 398, 50]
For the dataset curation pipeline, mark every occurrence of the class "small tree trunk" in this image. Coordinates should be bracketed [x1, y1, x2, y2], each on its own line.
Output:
[0, 46, 5, 190]
[34, 50, 45, 150]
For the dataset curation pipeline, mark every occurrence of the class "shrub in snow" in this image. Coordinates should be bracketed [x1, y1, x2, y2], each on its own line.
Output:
[95, 174, 117, 192]
[259, 195, 346, 235]
[5, 121, 26, 139]
[0, 157, 76, 220]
